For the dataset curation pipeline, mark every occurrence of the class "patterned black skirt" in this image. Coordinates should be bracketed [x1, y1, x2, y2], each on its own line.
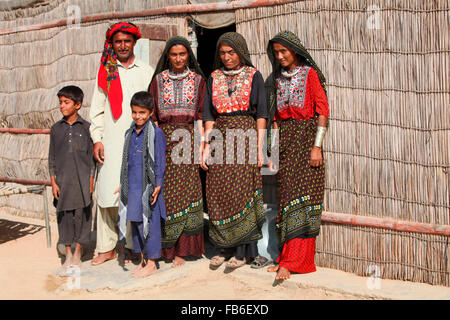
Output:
[206, 115, 265, 248]
[276, 118, 325, 249]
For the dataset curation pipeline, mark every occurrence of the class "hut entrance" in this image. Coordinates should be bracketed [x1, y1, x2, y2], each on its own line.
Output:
[195, 24, 236, 77]
[194, 24, 235, 214]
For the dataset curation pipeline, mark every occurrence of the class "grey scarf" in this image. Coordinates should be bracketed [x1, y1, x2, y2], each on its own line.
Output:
[118, 121, 156, 241]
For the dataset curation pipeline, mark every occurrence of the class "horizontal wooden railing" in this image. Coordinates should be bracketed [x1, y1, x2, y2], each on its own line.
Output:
[0, 0, 300, 36]
[0, 128, 50, 134]
[1, 127, 449, 237]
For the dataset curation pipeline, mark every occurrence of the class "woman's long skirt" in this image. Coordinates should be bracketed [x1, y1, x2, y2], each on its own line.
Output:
[206, 115, 265, 252]
[160, 123, 204, 259]
[276, 118, 325, 273]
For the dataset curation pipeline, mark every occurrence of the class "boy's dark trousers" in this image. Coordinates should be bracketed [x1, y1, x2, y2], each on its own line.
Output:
[57, 205, 92, 245]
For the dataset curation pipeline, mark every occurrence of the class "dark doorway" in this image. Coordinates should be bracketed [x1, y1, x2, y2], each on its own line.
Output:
[195, 24, 236, 215]
[195, 24, 236, 78]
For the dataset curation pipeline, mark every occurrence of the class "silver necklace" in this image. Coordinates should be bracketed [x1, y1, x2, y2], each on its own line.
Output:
[222, 66, 245, 96]
[222, 65, 245, 76]
[168, 67, 190, 80]
[281, 65, 301, 78]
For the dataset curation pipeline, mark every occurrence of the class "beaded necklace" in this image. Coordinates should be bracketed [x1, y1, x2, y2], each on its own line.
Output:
[222, 66, 245, 97]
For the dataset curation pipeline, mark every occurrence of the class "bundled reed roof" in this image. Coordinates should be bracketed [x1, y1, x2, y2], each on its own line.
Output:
[236, 0, 449, 286]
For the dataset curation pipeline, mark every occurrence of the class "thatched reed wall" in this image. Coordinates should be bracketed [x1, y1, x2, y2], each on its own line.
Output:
[0, 0, 448, 287]
[0, 0, 186, 219]
[236, 0, 449, 286]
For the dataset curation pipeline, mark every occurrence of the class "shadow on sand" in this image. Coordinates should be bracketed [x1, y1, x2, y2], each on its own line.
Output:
[0, 219, 44, 244]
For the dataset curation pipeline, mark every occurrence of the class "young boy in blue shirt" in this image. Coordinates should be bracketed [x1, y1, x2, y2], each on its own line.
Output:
[117, 91, 166, 278]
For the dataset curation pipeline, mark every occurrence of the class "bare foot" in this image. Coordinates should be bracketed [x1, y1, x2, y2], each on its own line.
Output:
[72, 255, 81, 267]
[131, 260, 146, 275]
[225, 257, 246, 269]
[91, 250, 116, 266]
[62, 255, 73, 268]
[267, 265, 279, 273]
[172, 256, 185, 268]
[133, 260, 157, 278]
[275, 266, 291, 280]
[72, 245, 82, 266]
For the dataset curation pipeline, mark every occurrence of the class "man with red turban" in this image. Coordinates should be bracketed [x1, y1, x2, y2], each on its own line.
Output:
[89, 22, 154, 266]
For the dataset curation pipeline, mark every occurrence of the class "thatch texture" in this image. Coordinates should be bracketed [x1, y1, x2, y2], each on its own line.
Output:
[0, 0, 186, 219]
[236, 0, 449, 286]
[0, 0, 448, 287]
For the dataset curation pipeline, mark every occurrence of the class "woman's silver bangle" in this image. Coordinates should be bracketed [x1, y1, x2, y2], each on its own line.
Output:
[313, 126, 327, 148]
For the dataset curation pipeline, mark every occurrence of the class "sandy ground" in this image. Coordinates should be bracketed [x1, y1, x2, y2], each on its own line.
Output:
[1, 212, 449, 300]
[0, 213, 361, 300]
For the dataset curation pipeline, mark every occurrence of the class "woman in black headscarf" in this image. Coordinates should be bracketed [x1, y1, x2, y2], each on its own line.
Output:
[202, 32, 270, 269]
[265, 31, 330, 280]
[149, 36, 206, 267]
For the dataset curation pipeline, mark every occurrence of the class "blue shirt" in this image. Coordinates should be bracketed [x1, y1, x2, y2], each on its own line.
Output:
[127, 122, 166, 222]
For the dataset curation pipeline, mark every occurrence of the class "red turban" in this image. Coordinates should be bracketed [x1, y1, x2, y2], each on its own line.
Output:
[97, 22, 142, 120]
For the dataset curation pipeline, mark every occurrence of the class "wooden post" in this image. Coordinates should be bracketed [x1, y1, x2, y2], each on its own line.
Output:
[42, 186, 51, 248]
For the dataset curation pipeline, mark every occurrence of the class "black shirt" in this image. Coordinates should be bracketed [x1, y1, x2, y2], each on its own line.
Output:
[48, 115, 95, 212]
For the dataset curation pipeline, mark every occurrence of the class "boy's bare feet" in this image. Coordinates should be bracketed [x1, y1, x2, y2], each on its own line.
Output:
[62, 245, 73, 268]
[62, 255, 73, 268]
[72, 255, 81, 267]
[133, 260, 157, 278]
[72, 243, 82, 266]
[91, 250, 116, 266]
[131, 261, 145, 275]
[131, 253, 145, 275]
[172, 256, 185, 267]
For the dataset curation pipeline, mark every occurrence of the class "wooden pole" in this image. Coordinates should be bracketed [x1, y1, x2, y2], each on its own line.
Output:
[1, 174, 448, 236]
[0, 177, 51, 186]
[322, 211, 450, 237]
[42, 186, 51, 248]
[0, 0, 301, 36]
[0, 128, 50, 134]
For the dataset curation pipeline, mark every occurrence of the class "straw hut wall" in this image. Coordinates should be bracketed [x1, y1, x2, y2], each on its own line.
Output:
[236, 0, 449, 286]
[0, 0, 186, 218]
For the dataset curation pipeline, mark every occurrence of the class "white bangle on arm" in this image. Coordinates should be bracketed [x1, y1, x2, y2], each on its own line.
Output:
[313, 126, 327, 148]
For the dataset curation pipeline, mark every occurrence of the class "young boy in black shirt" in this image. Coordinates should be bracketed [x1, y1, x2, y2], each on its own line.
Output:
[49, 86, 95, 268]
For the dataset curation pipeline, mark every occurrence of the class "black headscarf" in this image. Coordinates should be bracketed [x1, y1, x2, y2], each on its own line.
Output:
[265, 31, 327, 140]
[152, 36, 205, 80]
[212, 32, 254, 71]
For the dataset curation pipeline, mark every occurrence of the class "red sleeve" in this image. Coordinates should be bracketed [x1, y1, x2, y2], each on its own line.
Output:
[194, 76, 206, 121]
[149, 77, 160, 122]
[308, 68, 329, 118]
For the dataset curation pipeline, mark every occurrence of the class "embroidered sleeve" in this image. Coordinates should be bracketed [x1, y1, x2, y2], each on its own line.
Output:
[308, 68, 329, 118]
[148, 77, 159, 123]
